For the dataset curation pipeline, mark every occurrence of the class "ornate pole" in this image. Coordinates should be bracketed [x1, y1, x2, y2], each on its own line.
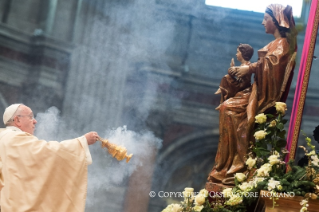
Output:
[286, 0, 319, 164]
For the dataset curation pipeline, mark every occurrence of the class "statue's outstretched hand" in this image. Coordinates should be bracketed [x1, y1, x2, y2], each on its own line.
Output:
[230, 58, 235, 67]
[228, 66, 238, 76]
[236, 65, 250, 78]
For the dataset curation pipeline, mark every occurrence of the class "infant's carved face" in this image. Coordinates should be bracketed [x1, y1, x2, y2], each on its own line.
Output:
[236, 48, 243, 63]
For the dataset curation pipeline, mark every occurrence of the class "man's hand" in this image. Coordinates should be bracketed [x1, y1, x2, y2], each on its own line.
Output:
[85, 131, 99, 145]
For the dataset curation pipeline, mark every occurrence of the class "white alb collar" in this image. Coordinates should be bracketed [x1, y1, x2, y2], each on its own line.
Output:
[6, 126, 23, 132]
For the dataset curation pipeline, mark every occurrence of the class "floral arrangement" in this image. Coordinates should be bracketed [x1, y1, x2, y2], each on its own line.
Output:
[161, 102, 319, 212]
[161, 188, 210, 212]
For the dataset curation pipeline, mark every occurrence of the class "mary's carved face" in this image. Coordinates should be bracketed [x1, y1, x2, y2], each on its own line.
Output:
[262, 13, 277, 34]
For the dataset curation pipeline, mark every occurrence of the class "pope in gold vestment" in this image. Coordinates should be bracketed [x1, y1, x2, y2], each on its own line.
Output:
[0, 126, 92, 212]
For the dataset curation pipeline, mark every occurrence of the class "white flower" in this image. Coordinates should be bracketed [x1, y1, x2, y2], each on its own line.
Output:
[269, 120, 277, 127]
[307, 150, 316, 156]
[273, 151, 280, 156]
[199, 189, 208, 197]
[162, 204, 183, 212]
[195, 195, 206, 205]
[254, 130, 267, 140]
[239, 182, 253, 191]
[194, 189, 208, 206]
[252, 177, 265, 187]
[255, 113, 267, 124]
[257, 163, 272, 177]
[182, 188, 194, 204]
[300, 199, 308, 206]
[268, 178, 280, 191]
[235, 173, 246, 182]
[277, 185, 283, 190]
[311, 155, 319, 167]
[275, 102, 287, 115]
[246, 157, 257, 169]
[225, 195, 243, 206]
[184, 187, 194, 192]
[172, 204, 183, 212]
[238, 182, 248, 191]
[268, 154, 280, 165]
[300, 206, 308, 212]
[222, 188, 233, 198]
[193, 205, 204, 212]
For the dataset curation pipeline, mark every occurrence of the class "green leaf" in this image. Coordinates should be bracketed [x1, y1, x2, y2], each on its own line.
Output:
[259, 140, 268, 149]
[266, 114, 274, 118]
[278, 130, 286, 139]
[255, 142, 264, 148]
[276, 139, 287, 148]
[277, 123, 284, 130]
[255, 147, 270, 157]
[274, 146, 281, 152]
[281, 119, 288, 124]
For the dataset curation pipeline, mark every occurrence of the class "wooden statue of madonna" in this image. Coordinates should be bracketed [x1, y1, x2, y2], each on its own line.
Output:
[206, 4, 297, 187]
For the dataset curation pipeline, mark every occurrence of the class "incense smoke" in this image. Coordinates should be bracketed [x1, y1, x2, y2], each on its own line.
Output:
[35, 106, 162, 208]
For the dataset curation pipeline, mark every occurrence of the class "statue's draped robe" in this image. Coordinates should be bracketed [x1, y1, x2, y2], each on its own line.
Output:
[0, 126, 92, 212]
[209, 38, 294, 182]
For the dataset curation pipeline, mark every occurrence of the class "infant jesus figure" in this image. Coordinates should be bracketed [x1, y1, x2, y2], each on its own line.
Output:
[215, 43, 254, 110]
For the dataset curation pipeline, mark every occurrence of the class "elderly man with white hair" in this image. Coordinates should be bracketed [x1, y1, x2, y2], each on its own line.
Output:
[0, 103, 99, 212]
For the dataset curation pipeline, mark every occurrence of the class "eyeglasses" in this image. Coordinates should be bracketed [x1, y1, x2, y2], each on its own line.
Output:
[17, 114, 35, 120]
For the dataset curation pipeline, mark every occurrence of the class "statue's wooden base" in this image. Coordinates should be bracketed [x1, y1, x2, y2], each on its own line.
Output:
[255, 190, 319, 212]
[205, 182, 233, 193]
[205, 182, 232, 208]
